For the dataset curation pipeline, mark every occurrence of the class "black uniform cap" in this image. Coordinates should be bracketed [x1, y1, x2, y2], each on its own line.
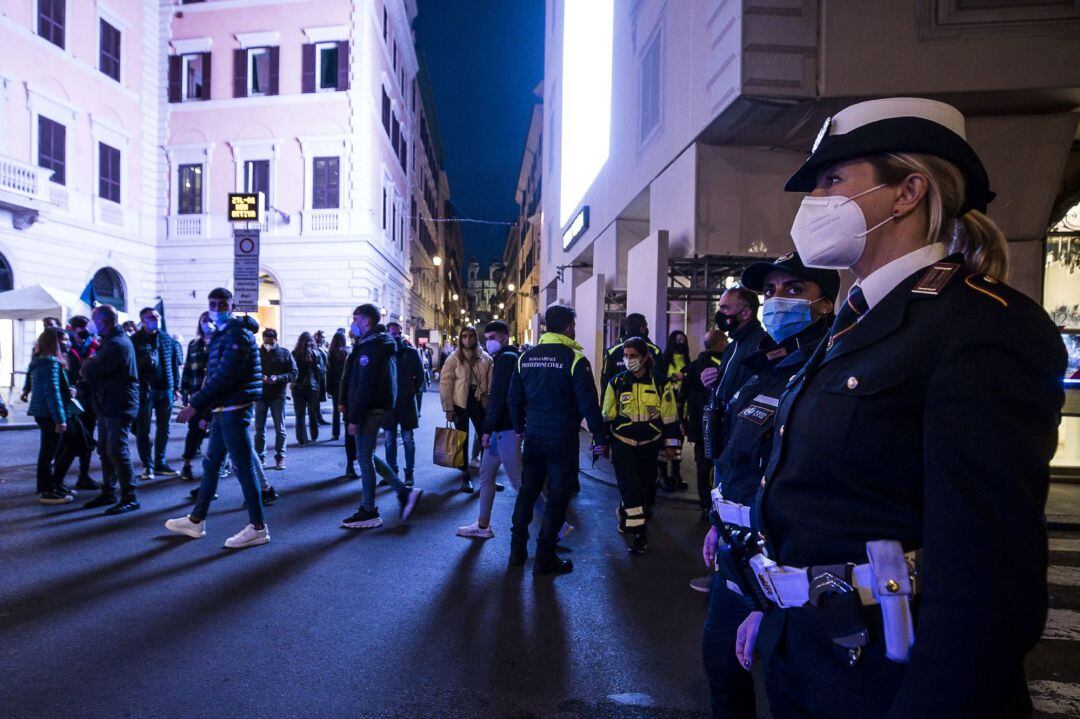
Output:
[740, 252, 841, 302]
[785, 98, 994, 214]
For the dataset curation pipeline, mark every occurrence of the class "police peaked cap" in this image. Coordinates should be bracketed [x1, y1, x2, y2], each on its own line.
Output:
[784, 98, 995, 214]
[740, 252, 841, 302]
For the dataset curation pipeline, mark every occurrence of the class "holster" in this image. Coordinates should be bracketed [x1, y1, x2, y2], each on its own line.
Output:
[866, 539, 916, 663]
[714, 521, 770, 611]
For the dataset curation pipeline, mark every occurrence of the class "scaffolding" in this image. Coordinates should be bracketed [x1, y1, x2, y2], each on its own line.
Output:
[667, 254, 769, 330]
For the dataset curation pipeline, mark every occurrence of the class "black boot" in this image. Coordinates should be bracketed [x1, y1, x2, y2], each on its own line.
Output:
[508, 542, 528, 566]
[629, 530, 648, 555]
[404, 470, 414, 488]
[673, 460, 688, 490]
[460, 473, 474, 494]
[534, 556, 574, 575]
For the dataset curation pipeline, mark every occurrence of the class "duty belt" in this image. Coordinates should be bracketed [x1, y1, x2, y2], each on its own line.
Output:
[710, 488, 752, 529]
[748, 541, 921, 664]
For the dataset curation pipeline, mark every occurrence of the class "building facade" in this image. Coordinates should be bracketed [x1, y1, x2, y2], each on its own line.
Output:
[501, 93, 542, 346]
[0, 0, 456, 389]
[541, 0, 1080, 470]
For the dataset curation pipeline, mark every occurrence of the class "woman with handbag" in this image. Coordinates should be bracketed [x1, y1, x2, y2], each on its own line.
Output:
[438, 326, 492, 493]
[28, 328, 84, 504]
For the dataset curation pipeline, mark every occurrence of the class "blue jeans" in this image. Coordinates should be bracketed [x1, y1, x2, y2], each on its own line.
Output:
[357, 411, 407, 510]
[191, 406, 264, 526]
[255, 396, 286, 461]
[136, 387, 173, 468]
[383, 426, 415, 474]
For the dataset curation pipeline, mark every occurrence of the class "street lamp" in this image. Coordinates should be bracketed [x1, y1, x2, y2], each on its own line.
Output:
[507, 283, 516, 292]
[498, 302, 505, 310]
[452, 293, 459, 301]
[459, 309, 466, 315]
[432, 255, 442, 267]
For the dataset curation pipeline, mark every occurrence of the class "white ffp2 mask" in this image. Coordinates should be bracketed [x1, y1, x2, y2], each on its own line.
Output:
[789, 184, 892, 269]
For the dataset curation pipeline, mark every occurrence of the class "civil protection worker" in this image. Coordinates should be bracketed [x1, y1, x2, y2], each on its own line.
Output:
[602, 336, 680, 555]
[508, 303, 609, 575]
[699, 253, 838, 719]
[735, 98, 1066, 718]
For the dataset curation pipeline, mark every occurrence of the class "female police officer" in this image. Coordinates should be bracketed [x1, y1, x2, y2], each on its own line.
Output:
[701, 253, 838, 719]
[734, 98, 1066, 718]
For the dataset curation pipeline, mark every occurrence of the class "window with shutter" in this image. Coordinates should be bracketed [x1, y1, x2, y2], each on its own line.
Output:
[248, 48, 270, 96]
[178, 164, 203, 214]
[100, 19, 121, 81]
[381, 88, 391, 134]
[99, 142, 121, 202]
[301, 44, 316, 93]
[315, 43, 338, 91]
[38, 116, 66, 185]
[244, 159, 270, 208]
[336, 41, 349, 91]
[168, 56, 181, 102]
[182, 53, 206, 101]
[312, 157, 339, 209]
[639, 27, 663, 145]
[38, 0, 65, 49]
[233, 48, 247, 98]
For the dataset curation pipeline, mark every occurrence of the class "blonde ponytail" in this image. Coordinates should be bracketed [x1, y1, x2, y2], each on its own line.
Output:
[871, 153, 1009, 280]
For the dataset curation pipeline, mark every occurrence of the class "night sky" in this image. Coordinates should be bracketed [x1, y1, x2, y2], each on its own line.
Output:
[414, 1, 545, 271]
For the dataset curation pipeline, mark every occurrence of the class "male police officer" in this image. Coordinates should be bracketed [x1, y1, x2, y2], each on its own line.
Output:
[508, 304, 608, 575]
[600, 312, 663, 390]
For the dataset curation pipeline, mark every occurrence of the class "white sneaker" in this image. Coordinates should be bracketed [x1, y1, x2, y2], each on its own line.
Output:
[456, 521, 494, 539]
[224, 523, 270, 549]
[165, 515, 205, 539]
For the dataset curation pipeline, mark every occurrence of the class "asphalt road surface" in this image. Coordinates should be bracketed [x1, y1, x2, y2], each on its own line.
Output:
[1, 397, 1078, 718]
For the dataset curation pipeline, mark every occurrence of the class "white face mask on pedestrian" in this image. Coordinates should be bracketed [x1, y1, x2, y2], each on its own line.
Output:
[484, 339, 502, 355]
[625, 357, 644, 374]
[789, 183, 893, 269]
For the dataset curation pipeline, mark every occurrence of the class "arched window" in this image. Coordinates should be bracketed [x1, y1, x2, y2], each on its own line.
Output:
[0, 253, 11, 292]
[92, 267, 126, 312]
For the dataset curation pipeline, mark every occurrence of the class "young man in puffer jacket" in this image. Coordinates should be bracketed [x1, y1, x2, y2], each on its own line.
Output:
[165, 287, 271, 550]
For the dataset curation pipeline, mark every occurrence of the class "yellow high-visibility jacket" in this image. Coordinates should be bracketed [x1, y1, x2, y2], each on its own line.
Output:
[602, 370, 680, 447]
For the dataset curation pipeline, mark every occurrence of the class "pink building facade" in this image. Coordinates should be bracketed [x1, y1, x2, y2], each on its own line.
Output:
[0, 0, 450, 386]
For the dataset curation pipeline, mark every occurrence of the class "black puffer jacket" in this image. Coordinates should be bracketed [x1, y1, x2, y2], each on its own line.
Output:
[131, 329, 183, 393]
[81, 327, 139, 419]
[189, 315, 262, 412]
[342, 330, 397, 424]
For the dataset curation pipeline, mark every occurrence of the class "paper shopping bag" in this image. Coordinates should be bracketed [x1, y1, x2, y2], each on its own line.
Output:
[433, 425, 467, 468]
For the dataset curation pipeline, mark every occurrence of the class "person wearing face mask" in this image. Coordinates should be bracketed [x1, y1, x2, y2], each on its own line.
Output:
[339, 304, 423, 530]
[326, 330, 350, 441]
[732, 99, 1066, 719]
[65, 315, 101, 491]
[659, 330, 693, 493]
[131, 307, 183, 481]
[601, 337, 680, 555]
[696, 252, 837, 719]
[600, 313, 664, 391]
[256, 328, 298, 472]
[28, 328, 83, 504]
[79, 304, 140, 515]
[382, 321, 425, 487]
[167, 287, 270, 549]
[681, 330, 728, 524]
[122, 321, 137, 338]
[290, 332, 323, 447]
[457, 320, 522, 539]
[438, 326, 493, 493]
[179, 312, 215, 482]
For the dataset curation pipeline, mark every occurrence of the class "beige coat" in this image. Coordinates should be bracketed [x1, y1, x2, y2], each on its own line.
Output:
[439, 349, 493, 411]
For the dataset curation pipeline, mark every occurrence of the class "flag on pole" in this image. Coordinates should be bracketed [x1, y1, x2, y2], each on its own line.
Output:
[79, 280, 98, 309]
[154, 298, 168, 334]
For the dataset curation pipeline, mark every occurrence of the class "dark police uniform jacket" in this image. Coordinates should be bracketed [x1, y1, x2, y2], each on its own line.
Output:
[508, 332, 607, 443]
[715, 319, 827, 508]
[755, 255, 1066, 718]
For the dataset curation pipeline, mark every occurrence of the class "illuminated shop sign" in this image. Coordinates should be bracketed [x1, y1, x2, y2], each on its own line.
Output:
[228, 192, 263, 222]
[562, 205, 589, 250]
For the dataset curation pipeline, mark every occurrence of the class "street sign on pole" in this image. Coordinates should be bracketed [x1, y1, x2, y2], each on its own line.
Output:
[233, 228, 260, 313]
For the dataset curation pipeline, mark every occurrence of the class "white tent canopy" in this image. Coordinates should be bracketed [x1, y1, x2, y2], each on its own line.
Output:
[0, 285, 89, 321]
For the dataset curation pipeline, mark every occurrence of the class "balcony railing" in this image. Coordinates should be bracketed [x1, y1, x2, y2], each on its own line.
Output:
[302, 208, 346, 235]
[0, 155, 52, 205]
[168, 213, 211, 238]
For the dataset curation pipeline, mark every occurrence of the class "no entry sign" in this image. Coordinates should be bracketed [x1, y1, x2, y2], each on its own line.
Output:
[233, 228, 260, 312]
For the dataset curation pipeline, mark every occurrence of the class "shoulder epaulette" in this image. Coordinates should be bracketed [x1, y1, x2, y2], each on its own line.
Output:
[963, 273, 1008, 308]
[911, 261, 962, 296]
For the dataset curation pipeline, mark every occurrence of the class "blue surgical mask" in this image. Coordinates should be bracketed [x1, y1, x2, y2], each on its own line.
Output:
[211, 310, 232, 326]
[143, 320, 158, 332]
[762, 297, 814, 343]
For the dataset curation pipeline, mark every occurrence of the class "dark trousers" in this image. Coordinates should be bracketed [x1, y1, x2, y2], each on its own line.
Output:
[702, 572, 756, 719]
[255, 396, 287, 461]
[76, 409, 97, 482]
[695, 441, 712, 510]
[136, 387, 173, 468]
[182, 413, 208, 462]
[511, 434, 578, 562]
[330, 394, 342, 438]
[611, 440, 658, 536]
[34, 418, 77, 493]
[98, 415, 137, 500]
[452, 393, 485, 472]
[293, 385, 320, 444]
